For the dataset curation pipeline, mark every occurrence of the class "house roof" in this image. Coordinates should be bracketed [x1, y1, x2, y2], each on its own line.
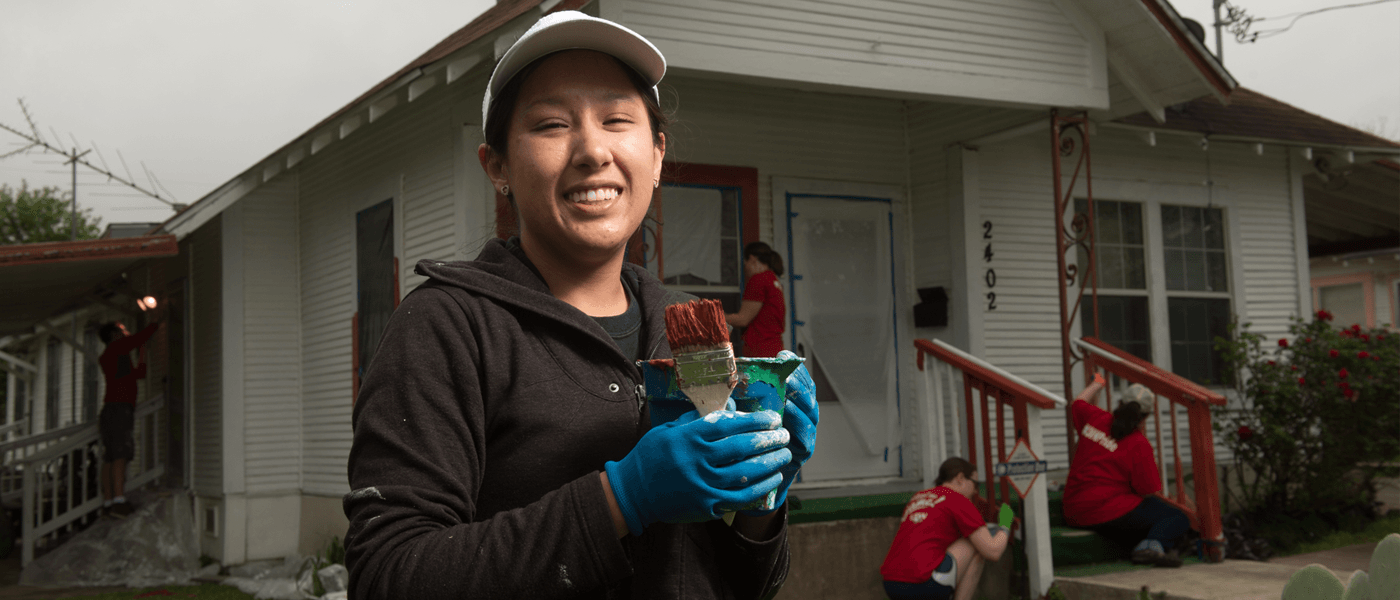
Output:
[0, 235, 179, 338]
[1114, 88, 1400, 151]
[153, 0, 1246, 240]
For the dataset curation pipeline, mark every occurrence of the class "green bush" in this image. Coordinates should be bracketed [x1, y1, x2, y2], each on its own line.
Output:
[1215, 311, 1399, 544]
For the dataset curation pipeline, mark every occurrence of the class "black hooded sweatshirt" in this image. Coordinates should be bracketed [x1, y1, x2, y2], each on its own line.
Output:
[344, 238, 790, 599]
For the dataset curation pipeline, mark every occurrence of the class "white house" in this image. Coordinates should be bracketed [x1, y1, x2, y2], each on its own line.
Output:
[5, 0, 1399, 596]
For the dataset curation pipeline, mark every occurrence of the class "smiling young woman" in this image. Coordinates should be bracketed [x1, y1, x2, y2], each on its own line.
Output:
[342, 11, 819, 600]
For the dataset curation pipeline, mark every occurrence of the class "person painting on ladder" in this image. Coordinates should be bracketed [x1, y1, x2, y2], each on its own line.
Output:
[97, 318, 160, 518]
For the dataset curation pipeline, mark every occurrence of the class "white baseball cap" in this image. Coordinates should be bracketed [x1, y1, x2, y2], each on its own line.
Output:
[1122, 384, 1155, 414]
[481, 10, 666, 134]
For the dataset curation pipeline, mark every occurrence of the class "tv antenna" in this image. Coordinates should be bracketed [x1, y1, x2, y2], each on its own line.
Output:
[0, 98, 184, 240]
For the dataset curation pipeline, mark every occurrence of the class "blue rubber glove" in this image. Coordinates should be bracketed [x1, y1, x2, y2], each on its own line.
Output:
[740, 350, 819, 516]
[605, 409, 791, 536]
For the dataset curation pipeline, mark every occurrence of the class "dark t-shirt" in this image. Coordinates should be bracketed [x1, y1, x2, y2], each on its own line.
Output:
[592, 283, 643, 361]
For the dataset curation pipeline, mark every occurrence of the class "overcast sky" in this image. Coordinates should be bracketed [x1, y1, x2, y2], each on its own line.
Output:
[2, 0, 1397, 230]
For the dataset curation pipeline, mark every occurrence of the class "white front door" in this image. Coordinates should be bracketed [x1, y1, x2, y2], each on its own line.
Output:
[786, 191, 901, 481]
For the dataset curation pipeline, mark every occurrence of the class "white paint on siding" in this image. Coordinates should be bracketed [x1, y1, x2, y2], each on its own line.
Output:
[623, 0, 1106, 109]
[297, 78, 477, 496]
[239, 179, 303, 494]
[189, 218, 223, 496]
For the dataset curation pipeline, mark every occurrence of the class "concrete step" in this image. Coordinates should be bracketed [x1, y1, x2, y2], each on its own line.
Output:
[1054, 554, 1364, 600]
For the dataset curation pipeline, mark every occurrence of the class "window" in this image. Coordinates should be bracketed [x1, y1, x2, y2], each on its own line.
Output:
[1078, 200, 1150, 362]
[1079, 200, 1233, 385]
[1318, 283, 1366, 329]
[632, 163, 759, 313]
[355, 199, 396, 402]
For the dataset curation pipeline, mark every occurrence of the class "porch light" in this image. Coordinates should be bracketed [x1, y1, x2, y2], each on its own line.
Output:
[137, 296, 157, 311]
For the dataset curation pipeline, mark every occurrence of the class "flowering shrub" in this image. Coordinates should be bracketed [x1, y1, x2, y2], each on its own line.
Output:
[1215, 311, 1399, 522]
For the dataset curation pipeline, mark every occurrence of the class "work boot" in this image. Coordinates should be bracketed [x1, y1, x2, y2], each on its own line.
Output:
[1131, 540, 1182, 568]
[109, 502, 136, 519]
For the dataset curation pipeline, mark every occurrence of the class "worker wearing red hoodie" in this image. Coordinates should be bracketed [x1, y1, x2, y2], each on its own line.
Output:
[98, 318, 159, 518]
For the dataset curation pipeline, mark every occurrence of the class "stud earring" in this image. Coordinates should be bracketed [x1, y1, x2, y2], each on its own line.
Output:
[653, 179, 659, 188]
[501, 184, 509, 196]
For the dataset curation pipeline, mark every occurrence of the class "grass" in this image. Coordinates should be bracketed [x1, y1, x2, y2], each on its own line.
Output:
[1275, 512, 1400, 557]
[57, 584, 254, 599]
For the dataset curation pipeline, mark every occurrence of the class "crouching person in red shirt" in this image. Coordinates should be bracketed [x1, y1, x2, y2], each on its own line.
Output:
[1062, 384, 1189, 567]
[880, 458, 1009, 600]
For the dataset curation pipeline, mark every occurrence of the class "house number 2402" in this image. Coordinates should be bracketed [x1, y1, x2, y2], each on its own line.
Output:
[983, 220, 996, 310]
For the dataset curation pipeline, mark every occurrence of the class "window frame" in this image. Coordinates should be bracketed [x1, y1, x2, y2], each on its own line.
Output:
[1077, 196, 1241, 387]
[628, 162, 760, 310]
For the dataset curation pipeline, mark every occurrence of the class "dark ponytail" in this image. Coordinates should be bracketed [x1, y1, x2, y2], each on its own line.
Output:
[934, 457, 976, 486]
[744, 241, 784, 277]
[1111, 402, 1146, 440]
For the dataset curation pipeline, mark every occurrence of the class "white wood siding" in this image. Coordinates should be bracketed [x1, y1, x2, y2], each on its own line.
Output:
[239, 180, 303, 494]
[297, 81, 469, 496]
[188, 218, 223, 496]
[619, 0, 1106, 110]
[971, 127, 1304, 468]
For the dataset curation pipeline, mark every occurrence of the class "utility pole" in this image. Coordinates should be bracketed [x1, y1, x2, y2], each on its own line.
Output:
[64, 147, 91, 240]
[1213, 0, 1225, 63]
[0, 99, 182, 234]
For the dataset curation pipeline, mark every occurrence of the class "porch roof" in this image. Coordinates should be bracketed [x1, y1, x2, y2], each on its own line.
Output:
[1113, 88, 1400, 152]
[0, 235, 178, 338]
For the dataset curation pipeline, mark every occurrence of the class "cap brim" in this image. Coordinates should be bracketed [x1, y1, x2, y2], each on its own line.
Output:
[482, 11, 665, 131]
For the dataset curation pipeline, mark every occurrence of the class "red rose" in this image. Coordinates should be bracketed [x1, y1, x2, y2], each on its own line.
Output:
[1291, 365, 1299, 371]
[1317, 310, 1334, 321]
[1338, 368, 1349, 379]
[1361, 334, 1370, 342]
[1343, 388, 1356, 401]
[1278, 339, 1289, 348]
[1330, 349, 1340, 358]
[1351, 324, 1362, 332]
[1267, 360, 1276, 366]
[1298, 377, 1306, 385]
[1359, 351, 1370, 359]
[1305, 338, 1313, 343]
[1237, 426, 1254, 441]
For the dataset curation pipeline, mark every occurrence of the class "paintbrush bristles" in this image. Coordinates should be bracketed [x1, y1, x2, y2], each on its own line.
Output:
[665, 299, 730, 350]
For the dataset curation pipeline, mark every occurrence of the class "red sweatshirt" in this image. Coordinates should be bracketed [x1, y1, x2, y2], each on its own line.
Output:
[1061, 399, 1161, 526]
[99, 323, 158, 405]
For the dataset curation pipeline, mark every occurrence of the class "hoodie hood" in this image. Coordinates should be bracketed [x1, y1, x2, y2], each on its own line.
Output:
[413, 237, 678, 363]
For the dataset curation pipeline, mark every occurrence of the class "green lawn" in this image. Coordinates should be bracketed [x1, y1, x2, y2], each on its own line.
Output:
[1276, 512, 1400, 557]
[59, 584, 254, 599]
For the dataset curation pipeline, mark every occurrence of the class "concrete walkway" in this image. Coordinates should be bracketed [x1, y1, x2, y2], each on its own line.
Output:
[1054, 543, 1376, 600]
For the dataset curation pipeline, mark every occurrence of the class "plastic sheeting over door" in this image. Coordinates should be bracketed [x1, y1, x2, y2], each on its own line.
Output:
[787, 195, 899, 469]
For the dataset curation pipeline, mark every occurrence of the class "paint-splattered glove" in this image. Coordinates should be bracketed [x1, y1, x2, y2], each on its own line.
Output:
[605, 409, 791, 536]
[740, 350, 818, 516]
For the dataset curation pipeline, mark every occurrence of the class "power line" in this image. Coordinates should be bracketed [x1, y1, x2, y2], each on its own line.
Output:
[1219, 0, 1400, 44]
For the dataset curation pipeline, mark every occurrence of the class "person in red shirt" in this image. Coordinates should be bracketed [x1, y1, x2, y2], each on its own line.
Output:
[880, 458, 1009, 600]
[98, 319, 160, 518]
[725, 241, 785, 357]
[1062, 384, 1188, 567]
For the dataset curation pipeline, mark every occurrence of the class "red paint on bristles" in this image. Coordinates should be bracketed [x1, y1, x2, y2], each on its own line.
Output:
[665, 299, 730, 350]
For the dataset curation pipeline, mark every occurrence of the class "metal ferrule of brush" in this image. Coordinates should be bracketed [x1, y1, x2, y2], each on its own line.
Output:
[673, 348, 737, 388]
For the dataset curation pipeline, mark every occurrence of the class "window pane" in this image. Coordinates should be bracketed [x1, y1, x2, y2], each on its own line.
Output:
[1206, 251, 1228, 292]
[1162, 205, 1183, 247]
[1121, 203, 1143, 245]
[1163, 205, 1228, 293]
[1319, 283, 1366, 330]
[1087, 199, 1146, 291]
[1099, 201, 1121, 245]
[1204, 208, 1225, 249]
[1168, 297, 1232, 385]
[653, 185, 741, 288]
[1084, 295, 1151, 362]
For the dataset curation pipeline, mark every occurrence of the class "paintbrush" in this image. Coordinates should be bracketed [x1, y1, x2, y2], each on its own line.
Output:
[664, 299, 737, 416]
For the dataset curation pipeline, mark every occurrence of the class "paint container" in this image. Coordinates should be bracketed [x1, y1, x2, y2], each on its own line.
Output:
[639, 355, 804, 513]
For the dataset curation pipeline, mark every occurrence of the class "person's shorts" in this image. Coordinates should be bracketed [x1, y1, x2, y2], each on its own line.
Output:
[99, 402, 135, 463]
[883, 553, 957, 600]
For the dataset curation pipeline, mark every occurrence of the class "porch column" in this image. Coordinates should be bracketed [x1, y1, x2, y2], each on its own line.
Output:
[1024, 405, 1053, 598]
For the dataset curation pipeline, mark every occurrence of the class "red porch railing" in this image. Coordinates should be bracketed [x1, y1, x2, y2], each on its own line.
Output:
[914, 339, 1065, 510]
[915, 338, 1065, 598]
[1075, 336, 1228, 562]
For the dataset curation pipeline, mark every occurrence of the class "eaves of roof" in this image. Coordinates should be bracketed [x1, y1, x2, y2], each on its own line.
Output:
[1111, 88, 1400, 152]
[155, 0, 554, 238]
